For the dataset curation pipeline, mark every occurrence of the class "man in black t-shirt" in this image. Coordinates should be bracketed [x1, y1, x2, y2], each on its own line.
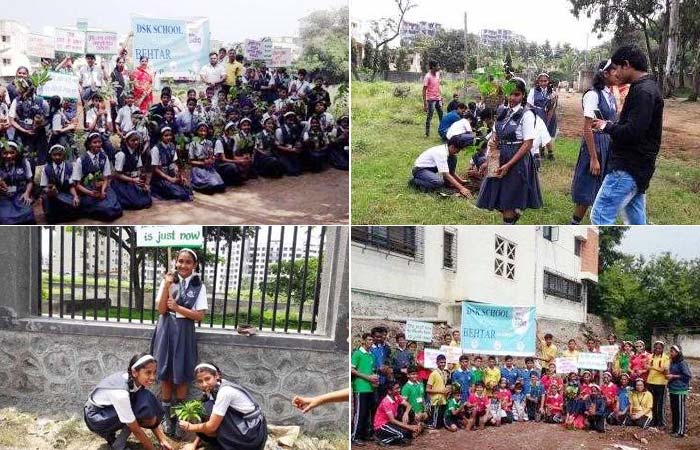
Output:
[590, 45, 663, 225]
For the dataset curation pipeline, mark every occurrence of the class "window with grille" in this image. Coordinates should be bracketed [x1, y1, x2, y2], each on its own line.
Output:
[543, 226, 559, 241]
[443, 227, 457, 270]
[494, 235, 516, 280]
[574, 238, 583, 257]
[352, 226, 423, 261]
[2, 58, 10, 66]
[544, 270, 582, 301]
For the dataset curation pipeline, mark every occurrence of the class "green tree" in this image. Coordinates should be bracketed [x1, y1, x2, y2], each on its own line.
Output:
[298, 6, 349, 84]
[363, 39, 375, 70]
[378, 45, 391, 72]
[259, 257, 319, 304]
[395, 46, 410, 71]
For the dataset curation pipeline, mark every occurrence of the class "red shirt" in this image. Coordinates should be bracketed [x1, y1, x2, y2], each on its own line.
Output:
[423, 72, 441, 101]
[600, 382, 618, 406]
[374, 394, 404, 430]
[579, 383, 592, 399]
[416, 351, 431, 381]
[494, 388, 512, 411]
[631, 352, 650, 380]
[468, 393, 489, 414]
[545, 393, 563, 413]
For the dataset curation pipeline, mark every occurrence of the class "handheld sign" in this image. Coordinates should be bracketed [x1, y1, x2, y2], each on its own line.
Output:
[135, 226, 204, 248]
[555, 357, 578, 374]
[577, 352, 608, 371]
[598, 345, 618, 363]
[405, 320, 433, 343]
[423, 348, 442, 369]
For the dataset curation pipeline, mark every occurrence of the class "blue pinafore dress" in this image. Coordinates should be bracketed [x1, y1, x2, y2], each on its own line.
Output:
[0, 159, 36, 224]
[328, 126, 349, 171]
[189, 140, 226, 194]
[215, 136, 245, 186]
[476, 108, 543, 211]
[42, 162, 79, 223]
[532, 88, 557, 138]
[84, 372, 163, 440]
[150, 143, 193, 201]
[76, 152, 123, 221]
[198, 380, 268, 450]
[254, 131, 285, 178]
[150, 278, 201, 384]
[302, 129, 329, 173]
[571, 89, 618, 206]
[111, 148, 152, 210]
[274, 124, 303, 176]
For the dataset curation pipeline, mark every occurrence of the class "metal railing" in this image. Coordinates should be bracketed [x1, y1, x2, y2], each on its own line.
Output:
[38, 226, 327, 334]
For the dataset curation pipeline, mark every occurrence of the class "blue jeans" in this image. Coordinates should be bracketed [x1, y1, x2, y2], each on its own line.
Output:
[410, 155, 457, 191]
[425, 100, 443, 136]
[590, 170, 647, 225]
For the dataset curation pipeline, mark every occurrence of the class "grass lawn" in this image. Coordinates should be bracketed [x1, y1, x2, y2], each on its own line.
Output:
[351, 81, 700, 224]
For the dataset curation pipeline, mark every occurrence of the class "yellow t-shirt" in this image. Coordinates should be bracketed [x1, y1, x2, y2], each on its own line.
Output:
[540, 343, 558, 364]
[629, 391, 653, 418]
[561, 349, 579, 360]
[484, 366, 501, 390]
[225, 61, 245, 85]
[427, 369, 448, 405]
[647, 353, 670, 385]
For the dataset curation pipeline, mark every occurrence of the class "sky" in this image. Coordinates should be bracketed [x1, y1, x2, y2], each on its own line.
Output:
[619, 227, 700, 261]
[351, 0, 612, 50]
[6, 0, 346, 44]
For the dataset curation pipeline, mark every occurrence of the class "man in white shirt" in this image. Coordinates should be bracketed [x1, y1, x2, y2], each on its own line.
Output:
[115, 93, 139, 136]
[200, 52, 225, 103]
[409, 134, 473, 197]
[289, 69, 311, 100]
[79, 54, 107, 101]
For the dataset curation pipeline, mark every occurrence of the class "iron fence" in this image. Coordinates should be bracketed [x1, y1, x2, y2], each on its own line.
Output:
[38, 226, 327, 334]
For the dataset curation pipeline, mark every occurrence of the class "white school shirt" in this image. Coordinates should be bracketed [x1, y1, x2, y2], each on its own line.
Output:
[211, 384, 256, 417]
[114, 149, 143, 174]
[40, 161, 68, 187]
[51, 110, 66, 131]
[414, 144, 450, 173]
[200, 64, 225, 84]
[91, 373, 138, 424]
[116, 105, 139, 132]
[446, 118, 473, 140]
[150, 145, 179, 167]
[8, 97, 49, 122]
[85, 108, 113, 133]
[582, 87, 615, 119]
[289, 79, 311, 98]
[79, 64, 105, 88]
[491, 105, 536, 141]
[155, 275, 208, 319]
[71, 153, 112, 182]
[531, 116, 551, 155]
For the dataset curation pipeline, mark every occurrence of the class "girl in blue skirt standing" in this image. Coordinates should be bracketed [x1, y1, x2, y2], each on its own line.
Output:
[71, 133, 123, 222]
[178, 363, 267, 450]
[188, 122, 226, 194]
[150, 127, 192, 201]
[570, 60, 618, 224]
[112, 130, 152, 210]
[0, 141, 35, 224]
[151, 248, 208, 438]
[477, 78, 542, 224]
[84, 353, 171, 450]
[527, 73, 558, 160]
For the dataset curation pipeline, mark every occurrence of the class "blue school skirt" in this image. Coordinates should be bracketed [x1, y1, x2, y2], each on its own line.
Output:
[111, 180, 152, 210]
[84, 389, 163, 438]
[150, 177, 193, 201]
[274, 151, 302, 177]
[253, 152, 285, 178]
[571, 132, 612, 206]
[216, 162, 245, 186]
[197, 399, 267, 450]
[0, 193, 36, 224]
[42, 191, 79, 224]
[191, 166, 226, 194]
[546, 113, 557, 138]
[302, 148, 328, 173]
[78, 188, 123, 222]
[328, 144, 349, 171]
[476, 143, 543, 211]
[150, 313, 198, 385]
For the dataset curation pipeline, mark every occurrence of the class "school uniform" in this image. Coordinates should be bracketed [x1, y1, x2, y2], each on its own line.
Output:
[79, 65, 105, 101]
[302, 129, 329, 173]
[197, 380, 268, 450]
[8, 95, 48, 150]
[214, 136, 246, 186]
[50, 110, 77, 159]
[254, 130, 286, 178]
[84, 372, 163, 444]
[409, 144, 456, 192]
[0, 159, 36, 224]
[71, 151, 123, 221]
[624, 390, 653, 428]
[150, 143, 193, 201]
[188, 140, 226, 194]
[668, 358, 691, 436]
[527, 87, 557, 138]
[571, 87, 618, 206]
[115, 105, 139, 134]
[373, 394, 412, 445]
[438, 110, 463, 140]
[150, 274, 208, 384]
[40, 160, 79, 223]
[476, 105, 542, 212]
[274, 124, 304, 176]
[327, 125, 349, 171]
[111, 147, 152, 210]
[175, 109, 197, 136]
[445, 118, 473, 141]
[85, 108, 116, 162]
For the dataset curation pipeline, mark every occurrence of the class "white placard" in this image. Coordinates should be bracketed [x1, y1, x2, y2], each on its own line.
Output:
[577, 352, 608, 371]
[423, 348, 442, 369]
[27, 34, 56, 59]
[55, 28, 86, 54]
[271, 47, 292, 67]
[440, 345, 463, 364]
[599, 345, 618, 363]
[405, 320, 433, 343]
[555, 357, 578, 374]
[36, 71, 80, 100]
[86, 31, 119, 55]
[135, 226, 204, 248]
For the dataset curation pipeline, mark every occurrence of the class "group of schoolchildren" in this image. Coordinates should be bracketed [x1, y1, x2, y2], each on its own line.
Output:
[351, 326, 693, 447]
[83, 249, 268, 450]
[411, 45, 662, 226]
[0, 61, 348, 224]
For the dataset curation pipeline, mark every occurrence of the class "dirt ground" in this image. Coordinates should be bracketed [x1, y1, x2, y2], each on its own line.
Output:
[30, 169, 349, 224]
[556, 92, 700, 165]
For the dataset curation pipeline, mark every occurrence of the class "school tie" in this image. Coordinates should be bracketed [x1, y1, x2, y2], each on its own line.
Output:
[55, 163, 63, 182]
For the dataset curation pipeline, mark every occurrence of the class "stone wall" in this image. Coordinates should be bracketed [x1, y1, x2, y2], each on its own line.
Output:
[351, 289, 441, 320]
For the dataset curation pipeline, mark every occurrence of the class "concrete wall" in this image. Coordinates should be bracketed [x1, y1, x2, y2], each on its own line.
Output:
[0, 227, 349, 433]
[652, 333, 700, 359]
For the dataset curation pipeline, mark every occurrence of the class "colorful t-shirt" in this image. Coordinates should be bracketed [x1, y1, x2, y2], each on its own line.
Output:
[545, 393, 563, 413]
[351, 347, 375, 393]
[451, 368, 472, 403]
[373, 394, 404, 430]
[423, 72, 441, 101]
[400, 381, 425, 413]
[445, 397, 462, 418]
[427, 369, 448, 406]
[468, 393, 489, 414]
[470, 367, 484, 385]
[494, 388, 512, 412]
[484, 366, 501, 390]
[647, 354, 670, 385]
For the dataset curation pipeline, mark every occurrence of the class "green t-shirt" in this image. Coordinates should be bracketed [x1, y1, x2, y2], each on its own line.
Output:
[470, 367, 484, 385]
[351, 347, 375, 393]
[445, 397, 461, 417]
[400, 381, 425, 413]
